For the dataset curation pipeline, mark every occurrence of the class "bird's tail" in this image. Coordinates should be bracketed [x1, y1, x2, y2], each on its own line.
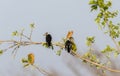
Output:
[48, 42, 51, 47]
[48, 42, 54, 50]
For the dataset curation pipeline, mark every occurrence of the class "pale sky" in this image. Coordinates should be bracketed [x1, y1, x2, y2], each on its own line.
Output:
[0, 0, 120, 76]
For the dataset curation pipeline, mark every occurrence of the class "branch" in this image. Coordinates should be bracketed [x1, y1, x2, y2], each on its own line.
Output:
[32, 65, 50, 76]
[0, 40, 120, 73]
[106, 22, 120, 53]
[112, 38, 120, 52]
[29, 28, 33, 41]
[74, 52, 120, 73]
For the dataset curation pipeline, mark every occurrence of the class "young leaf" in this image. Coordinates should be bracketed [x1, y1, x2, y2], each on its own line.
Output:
[12, 31, 19, 36]
[118, 41, 120, 46]
[114, 51, 119, 57]
[42, 42, 48, 48]
[89, 0, 96, 4]
[0, 49, 3, 55]
[28, 53, 35, 65]
[22, 58, 28, 63]
[30, 23, 35, 28]
[91, 5, 98, 11]
[86, 36, 95, 46]
[101, 45, 115, 53]
[56, 50, 61, 56]
[24, 64, 29, 68]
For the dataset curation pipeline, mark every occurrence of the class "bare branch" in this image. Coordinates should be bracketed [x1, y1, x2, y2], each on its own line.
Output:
[32, 65, 50, 76]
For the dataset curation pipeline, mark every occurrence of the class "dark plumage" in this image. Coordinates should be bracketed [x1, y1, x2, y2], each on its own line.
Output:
[46, 34, 52, 47]
[44, 32, 53, 49]
[65, 40, 72, 53]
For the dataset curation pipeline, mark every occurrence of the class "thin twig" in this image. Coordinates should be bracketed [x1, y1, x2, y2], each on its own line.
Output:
[4, 44, 17, 52]
[32, 65, 50, 76]
[111, 38, 120, 52]
[0, 40, 16, 43]
[29, 28, 33, 41]
[20, 29, 24, 42]
[0, 40, 42, 45]
[21, 34, 30, 40]
[12, 45, 20, 58]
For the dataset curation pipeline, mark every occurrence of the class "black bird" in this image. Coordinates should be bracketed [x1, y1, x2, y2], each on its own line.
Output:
[65, 39, 72, 53]
[65, 37, 77, 54]
[44, 32, 53, 49]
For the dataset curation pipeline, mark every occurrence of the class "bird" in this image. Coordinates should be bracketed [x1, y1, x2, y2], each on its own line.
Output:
[65, 40, 72, 53]
[65, 37, 77, 54]
[44, 32, 53, 49]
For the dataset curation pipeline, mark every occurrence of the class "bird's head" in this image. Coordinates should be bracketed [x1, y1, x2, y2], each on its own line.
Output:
[69, 37, 74, 42]
[43, 32, 48, 36]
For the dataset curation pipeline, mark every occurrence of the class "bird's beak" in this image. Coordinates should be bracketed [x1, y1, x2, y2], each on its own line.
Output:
[43, 32, 48, 36]
[43, 33, 46, 36]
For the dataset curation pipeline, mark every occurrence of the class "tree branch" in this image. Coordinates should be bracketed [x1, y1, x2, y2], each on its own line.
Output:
[0, 40, 120, 73]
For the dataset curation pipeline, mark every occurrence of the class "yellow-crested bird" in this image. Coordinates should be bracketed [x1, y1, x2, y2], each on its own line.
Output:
[65, 37, 77, 54]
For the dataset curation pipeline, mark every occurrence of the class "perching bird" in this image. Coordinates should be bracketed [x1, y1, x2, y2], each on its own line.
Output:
[65, 37, 77, 54]
[65, 40, 72, 53]
[44, 32, 53, 49]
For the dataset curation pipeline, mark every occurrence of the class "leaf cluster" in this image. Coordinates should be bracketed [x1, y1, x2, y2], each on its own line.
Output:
[86, 36, 95, 46]
[22, 53, 35, 67]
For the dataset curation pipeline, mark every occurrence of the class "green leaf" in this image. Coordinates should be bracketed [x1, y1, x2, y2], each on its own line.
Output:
[107, 1, 112, 7]
[101, 21, 106, 26]
[97, 13, 103, 18]
[89, 0, 96, 4]
[24, 64, 29, 68]
[12, 31, 19, 36]
[42, 42, 48, 48]
[101, 45, 115, 53]
[95, 17, 101, 23]
[86, 36, 95, 46]
[22, 58, 28, 63]
[0, 50, 3, 55]
[71, 42, 77, 53]
[56, 50, 61, 56]
[30, 23, 35, 28]
[118, 41, 120, 46]
[114, 51, 119, 57]
[103, 5, 108, 10]
[91, 5, 98, 11]
[83, 52, 100, 64]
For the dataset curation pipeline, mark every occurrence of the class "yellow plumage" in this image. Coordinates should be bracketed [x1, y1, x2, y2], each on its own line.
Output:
[28, 53, 35, 65]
